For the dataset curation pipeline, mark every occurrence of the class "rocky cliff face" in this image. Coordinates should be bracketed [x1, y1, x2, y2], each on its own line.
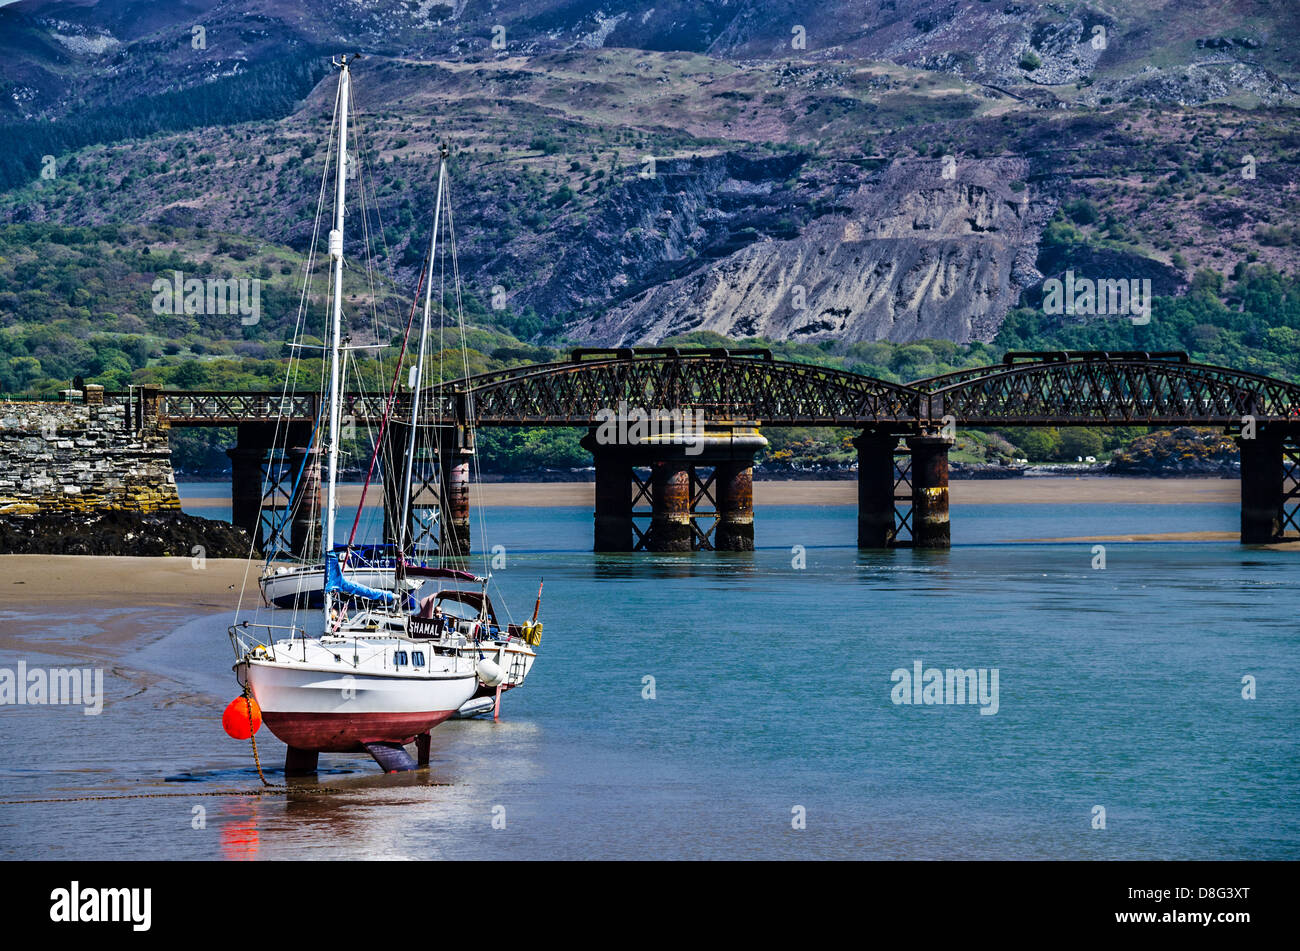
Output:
[515, 151, 805, 329]
[566, 156, 1047, 344]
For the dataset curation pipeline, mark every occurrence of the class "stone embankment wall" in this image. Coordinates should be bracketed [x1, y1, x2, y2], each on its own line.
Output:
[0, 385, 180, 516]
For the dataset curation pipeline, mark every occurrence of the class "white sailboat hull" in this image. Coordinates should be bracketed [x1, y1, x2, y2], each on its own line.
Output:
[238, 657, 477, 752]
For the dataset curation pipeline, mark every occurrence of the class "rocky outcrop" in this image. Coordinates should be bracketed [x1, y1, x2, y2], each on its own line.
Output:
[518, 150, 808, 330]
[1084, 62, 1300, 109]
[1107, 428, 1240, 476]
[0, 509, 250, 556]
[566, 156, 1046, 345]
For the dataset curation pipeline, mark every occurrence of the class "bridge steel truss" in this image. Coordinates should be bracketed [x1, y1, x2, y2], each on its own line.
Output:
[152, 349, 1300, 430]
[138, 349, 1300, 551]
[913, 351, 1300, 428]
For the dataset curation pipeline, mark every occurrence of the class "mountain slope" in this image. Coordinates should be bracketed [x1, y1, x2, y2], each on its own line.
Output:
[0, 1, 1297, 349]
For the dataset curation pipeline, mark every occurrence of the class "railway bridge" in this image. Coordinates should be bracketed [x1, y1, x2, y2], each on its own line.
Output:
[121, 348, 1300, 552]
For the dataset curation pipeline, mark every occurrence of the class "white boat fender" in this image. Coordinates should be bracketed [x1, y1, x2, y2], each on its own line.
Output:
[475, 656, 505, 688]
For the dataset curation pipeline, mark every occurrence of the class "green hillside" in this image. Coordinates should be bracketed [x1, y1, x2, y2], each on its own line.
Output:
[4, 220, 1295, 472]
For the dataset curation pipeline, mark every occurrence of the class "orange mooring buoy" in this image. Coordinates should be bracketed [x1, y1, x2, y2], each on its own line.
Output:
[222, 696, 262, 740]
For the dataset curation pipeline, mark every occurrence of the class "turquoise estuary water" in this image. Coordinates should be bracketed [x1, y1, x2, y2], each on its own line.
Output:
[1, 489, 1297, 859]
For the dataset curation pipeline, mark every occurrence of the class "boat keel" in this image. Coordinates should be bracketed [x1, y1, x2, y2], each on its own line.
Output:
[284, 746, 319, 776]
[363, 741, 419, 772]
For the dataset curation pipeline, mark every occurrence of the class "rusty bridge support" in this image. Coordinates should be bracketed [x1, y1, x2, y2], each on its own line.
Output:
[908, 434, 953, 549]
[438, 426, 473, 558]
[383, 422, 474, 558]
[582, 424, 766, 552]
[647, 460, 692, 552]
[225, 421, 315, 556]
[713, 460, 756, 551]
[854, 429, 952, 549]
[1237, 425, 1300, 544]
[288, 445, 322, 559]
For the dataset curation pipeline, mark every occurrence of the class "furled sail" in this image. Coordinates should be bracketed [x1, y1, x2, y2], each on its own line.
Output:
[324, 551, 398, 605]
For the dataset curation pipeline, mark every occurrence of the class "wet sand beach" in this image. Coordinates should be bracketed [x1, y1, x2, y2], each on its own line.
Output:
[0, 555, 251, 611]
[0, 557, 252, 672]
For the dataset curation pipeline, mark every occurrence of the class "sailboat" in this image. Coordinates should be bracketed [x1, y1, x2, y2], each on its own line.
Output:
[230, 55, 480, 774]
[348, 570, 542, 720]
[334, 129, 542, 720]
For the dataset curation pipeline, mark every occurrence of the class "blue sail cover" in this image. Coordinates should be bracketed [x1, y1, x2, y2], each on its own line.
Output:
[324, 551, 399, 605]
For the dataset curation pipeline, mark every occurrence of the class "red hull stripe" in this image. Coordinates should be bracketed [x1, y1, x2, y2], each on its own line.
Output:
[263, 710, 456, 752]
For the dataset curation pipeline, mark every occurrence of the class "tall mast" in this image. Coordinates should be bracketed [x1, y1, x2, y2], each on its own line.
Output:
[324, 55, 352, 623]
[397, 147, 448, 556]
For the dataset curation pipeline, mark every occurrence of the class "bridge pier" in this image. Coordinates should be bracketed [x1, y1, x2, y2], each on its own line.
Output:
[647, 460, 692, 552]
[382, 423, 473, 557]
[226, 423, 279, 553]
[854, 430, 902, 548]
[714, 460, 755, 551]
[437, 426, 473, 558]
[854, 430, 951, 548]
[589, 446, 634, 552]
[288, 445, 321, 558]
[382, 424, 407, 551]
[1239, 426, 1292, 544]
[909, 434, 953, 549]
[226, 422, 316, 556]
[582, 424, 766, 552]
[227, 440, 268, 551]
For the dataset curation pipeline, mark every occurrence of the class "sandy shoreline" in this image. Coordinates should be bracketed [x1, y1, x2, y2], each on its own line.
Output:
[0, 555, 253, 611]
[179, 476, 1242, 508]
[0, 556, 250, 667]
[1026, 531, 1240, 542]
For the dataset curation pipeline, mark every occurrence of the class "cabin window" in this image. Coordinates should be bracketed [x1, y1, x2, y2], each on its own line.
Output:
[393, 651, 408, 666]
[412, 651, 425, 667]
